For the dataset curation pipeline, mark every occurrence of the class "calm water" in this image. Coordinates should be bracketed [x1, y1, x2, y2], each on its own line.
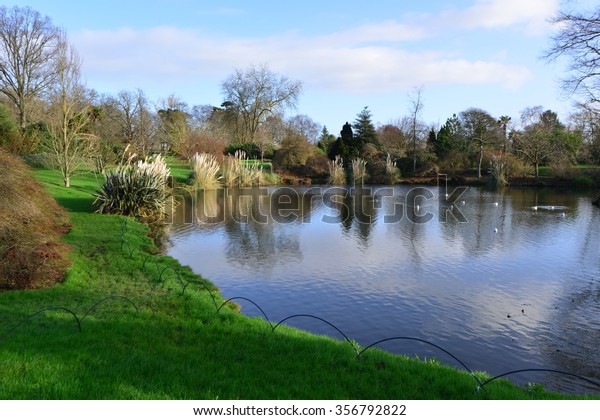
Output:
[165, 185, 600, 394]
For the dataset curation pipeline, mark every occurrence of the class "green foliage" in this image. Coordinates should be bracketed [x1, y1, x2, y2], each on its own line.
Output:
[272, 131, 314, 169]
[317, 126, 336, 155]
[572, 175, 595, 189]
[94, 155, 171, 221]
[434, 114, 461, 159]
[224, 142, 263, 159]
[0, 104, 25, 154]
[328, 122, 356, 163]
[353, 106, 378, 152]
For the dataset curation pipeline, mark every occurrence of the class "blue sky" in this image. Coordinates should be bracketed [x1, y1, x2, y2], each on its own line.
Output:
[4, 0, 590, 131]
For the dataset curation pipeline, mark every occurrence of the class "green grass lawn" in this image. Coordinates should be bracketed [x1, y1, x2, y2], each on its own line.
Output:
[537, 165, 600, 177]
[164, 155, 193, 184]
[0, 168, 595, 399]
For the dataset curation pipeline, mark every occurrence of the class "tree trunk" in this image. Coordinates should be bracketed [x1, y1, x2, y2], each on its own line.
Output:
[478, 146, 483, 178]
[64, 175, 70, 188]
[535, 162, 539, 178]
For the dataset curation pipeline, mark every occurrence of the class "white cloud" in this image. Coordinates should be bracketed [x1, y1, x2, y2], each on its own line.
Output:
[437, 0, 559, 34]
[73, 20, 532, 97]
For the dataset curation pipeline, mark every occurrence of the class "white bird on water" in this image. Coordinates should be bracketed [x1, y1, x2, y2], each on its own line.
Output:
[494, 228, 498, 233]
[531, 206, 538, 211]
[494, 202, 499, 206]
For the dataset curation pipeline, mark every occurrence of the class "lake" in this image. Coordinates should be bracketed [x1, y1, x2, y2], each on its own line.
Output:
[164, 184, 600, 394]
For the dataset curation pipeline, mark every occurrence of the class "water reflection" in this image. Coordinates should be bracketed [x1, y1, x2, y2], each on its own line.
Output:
[166, 185, 600, 394]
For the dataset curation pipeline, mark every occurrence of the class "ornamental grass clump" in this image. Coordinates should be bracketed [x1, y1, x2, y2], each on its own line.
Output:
[351, 157, 367, 186]
[191, 152, 221, 189]
[94, 154, 171, 221]
[222, 151, 262, 187]
[328, 155, 346, 185]
[489, 154, 508, 188]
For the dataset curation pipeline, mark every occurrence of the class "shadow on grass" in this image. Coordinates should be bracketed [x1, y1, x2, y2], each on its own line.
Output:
[53, 196, 95, 213]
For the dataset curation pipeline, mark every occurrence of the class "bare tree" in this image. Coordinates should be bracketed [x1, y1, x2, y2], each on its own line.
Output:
[46, 43, 98, 188]
[0, 6, 64, 131]
[109, 89, 156, 156]
[221, 64, 302, 144]
[378, 119, 411, 158]
[546, 6, 600, 109]
[408, 87, 425, 175]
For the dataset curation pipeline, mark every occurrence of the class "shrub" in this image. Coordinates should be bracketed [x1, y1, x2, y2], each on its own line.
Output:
[191, 152, 221, 189]
[181, 130, 227, 161]
[0, 148, 71, 289]
[224, 142, 263, 159]
[94, 154, 171, 221]
[304, 155, 329, 178]
[572, 175, 595, 190]
[549, 157, 577, 179]
[505, 154, 531, 178]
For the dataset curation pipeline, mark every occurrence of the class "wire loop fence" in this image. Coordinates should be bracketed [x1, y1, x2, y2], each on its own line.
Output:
[1, 217, 599, 396]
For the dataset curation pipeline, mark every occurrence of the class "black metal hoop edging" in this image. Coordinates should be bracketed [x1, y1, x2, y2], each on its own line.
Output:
[476, 368, 600, 392]
[357, 336, 483, 388]
[158, 266, 184, 288]
[1, 306, 82, 341]
[217, 297, 272, 326]
[181, 280, 218, 309]
[80, 295, 140, 322]
[272, 314, 358, 355]
[141, 253, 161, 272]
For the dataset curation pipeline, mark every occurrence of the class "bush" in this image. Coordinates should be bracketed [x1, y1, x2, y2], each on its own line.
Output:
[0, 148, 71, 289]
[272, 132, 313, 169]
[505, 154, 531, 178]
[549, 158, 577, 179]
[182, 131, 227, 161]
[304, 155, 329, 178]
[224, 142, 264, 159]
[572, 175, 595, 190]
[368, 154, 401, 184]
[437, 150, 470, 175]
[94, 155, 171, 221]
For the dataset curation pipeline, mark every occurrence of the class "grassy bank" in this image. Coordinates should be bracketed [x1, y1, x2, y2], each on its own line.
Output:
[0, 168, 593, 399]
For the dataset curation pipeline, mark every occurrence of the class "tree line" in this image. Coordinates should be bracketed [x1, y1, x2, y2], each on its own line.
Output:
[1, 5, 600, 188]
